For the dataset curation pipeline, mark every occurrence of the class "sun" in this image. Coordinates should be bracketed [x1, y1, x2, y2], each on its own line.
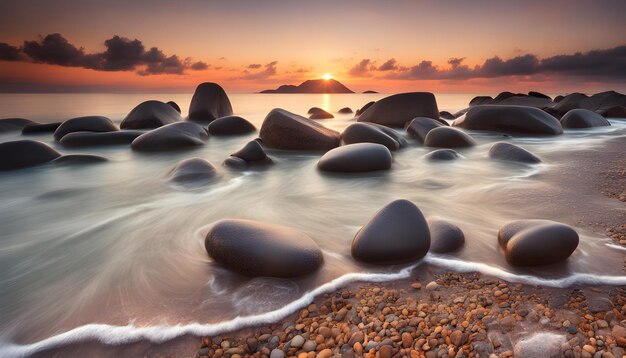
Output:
[321, 73, 333, 80]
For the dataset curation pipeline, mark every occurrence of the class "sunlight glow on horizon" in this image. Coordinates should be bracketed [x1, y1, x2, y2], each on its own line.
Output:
[321, 73, 333, 80]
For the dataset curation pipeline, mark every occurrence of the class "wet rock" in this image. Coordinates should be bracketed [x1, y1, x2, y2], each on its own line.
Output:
[0, 140, 61, 171]
[513, 332, 566, 358]
[59, 130, 144, 147]
[355, 101, 375, 116]
[406, 117, 446, 143]
[357, 92, 439, 127]
[259, 108, 341, 150]
[205, 219, 323, 277]
[269, 349, 284, 358]
[423, 149, 460, 161]
[168, 158, 218, 184]
[423, 127, 475, 148]
[131, 122, 208, 151]
[454, 105, 563, 135]
[498, 220, 579, 266]
[226, 140, 272, 166]
[439, 111, 456, 120]
[351, 199, 430, 264]
[317, 143, 392, 172]
[604, 105, 626, 118]
[560, 109, 611, 129]
[52, 154, 107, 166]
[552, 93, 589, 114]
[166, 101, 181, 113]
[308, 107, 334, 119]
[188, 82, 233, 122]
[428, 217, 465, 253]
[342, 123, 403, 150]
[207, 115, 256, 135]
[338, 107, 353, 114]
[120, 100, 182, 129]
[0, 118, 35, 133]
[470, 96, 493, 106]
[54, 116, 118, 141]
[22, 122, 61, 135]
[290, 335, 305, 348]
[529, 91, 551, 100]
[488, 142, 541, 164]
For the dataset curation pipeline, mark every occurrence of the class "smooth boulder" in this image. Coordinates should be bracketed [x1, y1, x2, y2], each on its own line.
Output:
[60, 130, 144, 147]
[351, 199, 430, 264]
[0, 118, 34, 133]
[227, 140, 272, 166]
[0, 140, 61, 170]
[120, 100, 182, 129]
[357, 92, 439, 127]
[453, 105, 563, 135]
[309, 109, 334, 120]
[169, 158, 218, 183]
[259, 108, 340, 150]
[424, 127, 475, 148]
[317, 143, 392, 172]
[342, 123, 403, 151]
[207, 116, 256, 135]
[560, 109, 610, 129]
[22, 122, 62, 135]
[166, 101, 181, 113]
[52, 154, 108, 165]
[188, 82, 233, 122]
[428, 218, 465, 253]
[488, 142, 541, 163]
[424, 149, 460, 161]
[406, 117, 446, 143]
[205, 219, 323, 277]
[338, 107, 353, 114]
[131, 122, 208, 151]
[355, 101, 375, 116]
[498, 219, 579, 266]
[54, 116, 118, 141]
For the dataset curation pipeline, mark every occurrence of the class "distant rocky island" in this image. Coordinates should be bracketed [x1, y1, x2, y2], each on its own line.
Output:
[260, 79, 354, 94]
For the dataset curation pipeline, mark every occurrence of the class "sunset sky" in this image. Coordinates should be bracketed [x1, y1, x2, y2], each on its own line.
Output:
[0, 0, 625, 94]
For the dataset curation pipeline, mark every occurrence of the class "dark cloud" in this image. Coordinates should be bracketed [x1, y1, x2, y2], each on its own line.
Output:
[23, 33, 85, 66]
[247, 63, 262, 69]
[0, 42, 24, 61]
[447, 57, 465, 68]
[241, 61, 278, 79]
[349, 59, 374, 76]
[540, 45, 626, 78]
[378, 58, 398, 71]
[190, 61, 209, 70]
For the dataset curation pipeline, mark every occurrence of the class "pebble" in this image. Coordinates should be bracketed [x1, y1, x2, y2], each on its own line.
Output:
[291, 335, 305, 348]
[270, 348, 284, 358]
[425, 281, 439, 290]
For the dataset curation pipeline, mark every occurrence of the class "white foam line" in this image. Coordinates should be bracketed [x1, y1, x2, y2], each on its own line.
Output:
[424, 255, 626, 287]
[606, 243, 626, 251]
[0, 264, 418, 358]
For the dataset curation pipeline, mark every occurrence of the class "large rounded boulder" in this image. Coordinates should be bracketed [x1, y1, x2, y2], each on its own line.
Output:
[423, 149, 460, 161]
[453, 105, 563, 135]
[424, 127, 475, 148]
[60, 130, 144, 147]
[342, 123, 403, 151]
[22, 122, 62, 135]
[318, 143, 392, 173]
[120, 100, 182, 129]
[207, 116, 256, 135]
[552, 93, 588, 114]
[498, 219, 579, 266]
[188, 82, 233, 122]
[54, 116, 118, 141]
[0, 140, 61, 170]
[406, 117, 446, 143]
[0, 118, 35, 133]
[225, 140, 273, 168]
[428, 218, 465, 253]
[560, 109, 611, 129]
[351, 199, 430, 264]
[205, 219, 323, 277]
[488, 142, 541, 163]
[131, 122, 208, 152]
[169, 158, 218, 184]
[357, 92, 439, 127]
[259, 108, 340, 150]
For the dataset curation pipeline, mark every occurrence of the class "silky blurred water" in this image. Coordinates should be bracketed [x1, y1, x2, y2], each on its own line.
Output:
[0, 93, 624, 352]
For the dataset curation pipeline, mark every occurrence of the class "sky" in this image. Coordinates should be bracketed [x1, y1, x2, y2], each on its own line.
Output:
[0, 0, 625, 94]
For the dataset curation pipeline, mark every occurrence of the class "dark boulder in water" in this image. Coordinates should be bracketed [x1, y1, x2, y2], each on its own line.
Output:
[259, 108, 340, 150]
[169, 157, 218, 183]
[338, 107, 353, 114]
[228, 140, 272, 165]
[488, 142, 541, 164]
[188, 82, 233, 123]
[317, 143, 392, 172]
[528, 91, 551, 100]
[406, 117, 446, 143]
[469, 96, 493, 106]
[428, 218, 465, 253]
[604, 105, 626, 118]
[355, 101, 375, 116]
[205, 219, 323, 277]
[424, 149, 460, 161]
[120, 100, 182, 129]
[351, 199, 430, 264]
[554, 95, 564, 103]
[453, 105, 563, 135]
[207, 115, 256, 135]
[0, 140, 61, 170]
[439, 111, 456, 120]
[552, 93, 588, 114]
[166, 101, 181, 113]
[424, 127, 475, 148]
[342, 123, 403, 151]
[22, 122, 62, 135]
[498, 219, 579, 266]
[560, 109, 611, 129]
[309, 108, 334, 119]
[0, 118, 35, 133]
[54, 116, 118, 141]
[131, 122, 208, 152]
[52, 154, 108, 165]
[357, 92, 439, 127]
[59, 130, 144, 147]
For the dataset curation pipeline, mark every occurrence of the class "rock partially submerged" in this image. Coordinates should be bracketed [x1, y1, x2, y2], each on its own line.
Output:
[338, 107, 353, 114]
[351, 199, 430, 264]
[357, 92, 439, 127]
[406, 117, 446, 143]
[59, 130, 144, 147]
[131, 122, 208, 151]
[428, 218, 465, 253]
[0, 140, 61, 170]
[454, 105, 563, 135]
[498, 219, 579, 266]
[120, 100, 182, 129]
[342, 123, 404, 151]
[423, 149, 460, 161]
[166, 101, 181, 113]
[317, 143, 392, 173]
[0, 118, 35, 133]
[259, 108, 340, 150]
[560, 109, 611, 129]
[22, 122, 62, 135]
[225, 140, 273, 168]
[355, 101, 375, 116]
[169, 158, 218, 184]
[205, 219, 323, 277]
[309, 108, 334, 120]
[54, 116, 118, 141]
[513, 332, 566, 358]
[207, 116, 256, 135]
[488, 142, 541, 164]
[423, 127, 475, 148]
[52, 154, 108, 165]
[188, 82, 233, 122]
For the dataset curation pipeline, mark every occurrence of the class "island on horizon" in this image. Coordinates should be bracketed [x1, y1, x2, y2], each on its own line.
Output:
[260, 78, 355, 94]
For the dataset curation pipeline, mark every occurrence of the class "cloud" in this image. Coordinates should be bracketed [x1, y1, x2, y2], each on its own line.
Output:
[378, 58, 398, 71]
[241, 61, 278, 80]
[349, 59, 374, 76]
[247, 63, 262, 69]
[447, 57, 465, 68]
[7, 33, 210, 76]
